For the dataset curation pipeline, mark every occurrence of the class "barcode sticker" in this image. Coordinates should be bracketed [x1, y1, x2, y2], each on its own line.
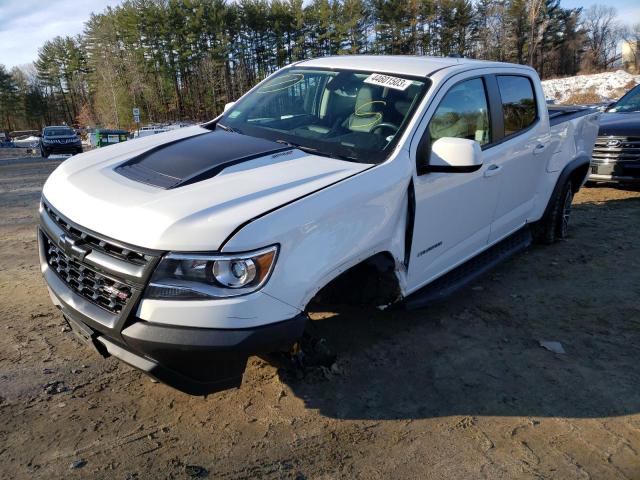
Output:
[364, 73, 413, 91]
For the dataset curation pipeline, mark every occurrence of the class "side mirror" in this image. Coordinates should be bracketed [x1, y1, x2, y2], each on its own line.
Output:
[428, 137, 483, 173]
[224, 101, 235, 112]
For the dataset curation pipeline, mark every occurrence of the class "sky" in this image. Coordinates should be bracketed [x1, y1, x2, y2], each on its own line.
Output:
[0, 0, 639, 70]
[562, 0, 640, 28]
[0, 0, 123, 69]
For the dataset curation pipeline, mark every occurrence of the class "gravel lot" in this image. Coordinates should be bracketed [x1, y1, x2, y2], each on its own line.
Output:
[1, 156, 639, 479]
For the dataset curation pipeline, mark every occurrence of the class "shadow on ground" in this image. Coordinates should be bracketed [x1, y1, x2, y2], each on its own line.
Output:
[279, 196, 640, 421]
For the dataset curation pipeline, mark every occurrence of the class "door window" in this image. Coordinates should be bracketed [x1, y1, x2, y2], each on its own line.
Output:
[428, 78, 491, 146]
[496, 75, 537, 137]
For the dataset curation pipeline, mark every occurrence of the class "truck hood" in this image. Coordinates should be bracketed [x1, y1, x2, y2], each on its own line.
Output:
[42, 126, 370, 251]
[598, 112, 640, 137]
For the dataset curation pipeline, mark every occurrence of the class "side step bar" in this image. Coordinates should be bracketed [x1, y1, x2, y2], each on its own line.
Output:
[403, 227, 532, 310]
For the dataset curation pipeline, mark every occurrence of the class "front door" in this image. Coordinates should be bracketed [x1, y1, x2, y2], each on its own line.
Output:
[406, 75, 502, 292]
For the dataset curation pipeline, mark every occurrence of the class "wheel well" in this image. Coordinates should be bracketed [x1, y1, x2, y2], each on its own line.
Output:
[570, 163, 590, 193]
[307, 251, 401, 308]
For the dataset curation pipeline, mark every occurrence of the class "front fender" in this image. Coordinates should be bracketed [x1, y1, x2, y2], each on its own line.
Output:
[222, 155, 413, 310]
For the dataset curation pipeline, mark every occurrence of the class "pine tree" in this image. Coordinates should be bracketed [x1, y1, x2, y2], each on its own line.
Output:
[0, 0, 615, 130]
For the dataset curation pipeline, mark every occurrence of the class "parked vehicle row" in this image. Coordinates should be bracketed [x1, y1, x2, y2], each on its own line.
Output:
[0, 124, 192, 157]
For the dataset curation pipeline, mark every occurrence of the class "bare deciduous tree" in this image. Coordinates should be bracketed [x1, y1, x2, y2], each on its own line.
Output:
[621, 23, 640, 72]
[581, 5, 622, 72]
[528, 0, 546, 65]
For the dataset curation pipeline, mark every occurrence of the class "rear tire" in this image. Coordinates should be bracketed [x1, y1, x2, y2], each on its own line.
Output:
[532, 178, 573, 244]
[556, 186, 573, 240]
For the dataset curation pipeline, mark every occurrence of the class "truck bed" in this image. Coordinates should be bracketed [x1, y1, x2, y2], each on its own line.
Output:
[545, 107, 600, 176]
[547, 105, 597, 127]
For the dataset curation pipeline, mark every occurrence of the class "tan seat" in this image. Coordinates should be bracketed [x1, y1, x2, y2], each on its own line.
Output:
[344, 86, 386, 133]
[429, 115, 468, 140]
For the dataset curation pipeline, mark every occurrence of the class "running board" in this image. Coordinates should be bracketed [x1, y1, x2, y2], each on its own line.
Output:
[403, 227, 532, 310]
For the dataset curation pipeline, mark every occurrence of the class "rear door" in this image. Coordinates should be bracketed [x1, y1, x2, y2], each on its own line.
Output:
[406, 72, 503, 292]
[486, 74, 552, 243]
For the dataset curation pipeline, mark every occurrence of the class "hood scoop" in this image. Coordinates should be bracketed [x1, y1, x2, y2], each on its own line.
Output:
[115, 131, 290, 189]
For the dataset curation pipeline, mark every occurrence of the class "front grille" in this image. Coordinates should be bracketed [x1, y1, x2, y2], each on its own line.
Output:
[44, 235, 132, 314]
[592, 136, 640, 164]
[43, 203, 150, 266]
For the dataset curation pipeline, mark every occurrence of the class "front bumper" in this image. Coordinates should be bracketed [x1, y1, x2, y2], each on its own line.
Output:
[42, 143, 82, 154]
[55, 285, 306, 395]
[38, 216, 306, 395]
[589, 161, 640, 183]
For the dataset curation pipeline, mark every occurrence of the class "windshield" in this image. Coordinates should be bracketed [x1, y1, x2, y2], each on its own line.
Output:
[608, 85, 640, 113]
[219, 68, 429, 163]
[44, 128, 75, 137]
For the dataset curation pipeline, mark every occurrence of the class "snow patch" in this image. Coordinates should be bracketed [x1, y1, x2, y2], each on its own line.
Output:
[12, 136, 40, 148]
[542, 70, 640, 104]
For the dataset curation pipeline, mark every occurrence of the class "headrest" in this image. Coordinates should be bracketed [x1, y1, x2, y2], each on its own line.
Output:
[355, 86, 384, 114]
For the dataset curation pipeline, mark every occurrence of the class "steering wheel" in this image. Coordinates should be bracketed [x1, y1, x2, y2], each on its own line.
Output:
[371, 122, 399, 136]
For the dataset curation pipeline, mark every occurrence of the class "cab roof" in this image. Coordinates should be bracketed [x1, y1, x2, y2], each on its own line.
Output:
[296, 55, 530, 78]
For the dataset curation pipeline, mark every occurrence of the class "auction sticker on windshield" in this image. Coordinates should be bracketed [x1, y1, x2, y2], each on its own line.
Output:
[364, 73, 413, 91]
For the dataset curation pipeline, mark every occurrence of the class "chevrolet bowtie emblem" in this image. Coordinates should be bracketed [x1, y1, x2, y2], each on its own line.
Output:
[59, 234, 90, 261]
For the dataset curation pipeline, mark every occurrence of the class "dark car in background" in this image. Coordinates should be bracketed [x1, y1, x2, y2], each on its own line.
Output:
[40, 126, 83, 158]
[589, 84, 640, 184]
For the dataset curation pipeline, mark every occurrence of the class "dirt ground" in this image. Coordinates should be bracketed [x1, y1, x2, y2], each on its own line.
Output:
[1, 156, 639, 480]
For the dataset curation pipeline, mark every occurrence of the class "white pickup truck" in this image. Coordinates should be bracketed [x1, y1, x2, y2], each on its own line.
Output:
[39, 56, 600, 395]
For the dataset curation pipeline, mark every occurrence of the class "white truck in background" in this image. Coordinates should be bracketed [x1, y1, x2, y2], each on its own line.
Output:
[39, 56, 600, 395]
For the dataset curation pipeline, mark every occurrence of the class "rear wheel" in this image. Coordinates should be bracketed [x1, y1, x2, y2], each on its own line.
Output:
[532, 178, 573, 244]
[557, 186, 573, 240]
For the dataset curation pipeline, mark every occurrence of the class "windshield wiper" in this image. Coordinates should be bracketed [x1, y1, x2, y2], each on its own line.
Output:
[275, 139, 359, 162]
[275, 138, 320, 155]
[275, 138, 302, 148]
[216, 123, 242, 134]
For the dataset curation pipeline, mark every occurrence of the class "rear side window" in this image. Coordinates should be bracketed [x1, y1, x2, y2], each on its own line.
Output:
[428, 78, 491, 146]
[496, 76, 537, 137]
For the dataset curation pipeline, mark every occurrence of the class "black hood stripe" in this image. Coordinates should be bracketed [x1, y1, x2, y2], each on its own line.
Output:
[115, 131, 290, 189]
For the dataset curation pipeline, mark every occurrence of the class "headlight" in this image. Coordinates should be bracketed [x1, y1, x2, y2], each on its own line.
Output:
[145, 245, 278, 300]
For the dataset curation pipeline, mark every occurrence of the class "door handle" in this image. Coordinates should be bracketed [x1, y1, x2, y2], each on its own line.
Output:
[484, 164, 502, 177]
[533, 143, 548, 155]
